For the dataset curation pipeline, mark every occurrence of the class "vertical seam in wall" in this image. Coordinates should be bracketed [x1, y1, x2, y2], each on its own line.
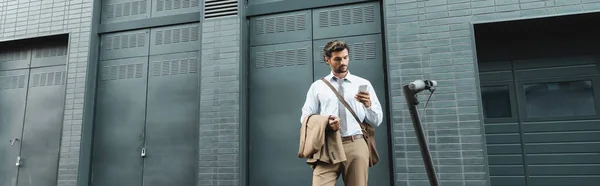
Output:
[197, 1, 204, 186]
[140, 1, 156, 181]
[140, 29, 151, 186]
[199, 1, 205, 185]
[310, 5, 314, 81]
[379, 0, 397, 185]
[77, 0, 102, 184]
[511, 60, 530, 186]
[195, 24, 204, 180]
[238, 0, 248, 185]
[15, 48, 34, 186]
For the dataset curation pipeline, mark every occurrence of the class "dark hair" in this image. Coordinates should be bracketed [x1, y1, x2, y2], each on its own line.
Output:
[322, 40, 350, 62]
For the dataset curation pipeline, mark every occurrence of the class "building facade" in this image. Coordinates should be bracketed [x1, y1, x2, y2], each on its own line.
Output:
[0, 0, 599, 186]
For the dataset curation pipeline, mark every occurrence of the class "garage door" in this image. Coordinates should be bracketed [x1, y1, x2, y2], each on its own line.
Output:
[479, 55, 600, 186]
[248, 1, 392, 186]
[91, 22, 200, 186]
[0, 41, 68, 186]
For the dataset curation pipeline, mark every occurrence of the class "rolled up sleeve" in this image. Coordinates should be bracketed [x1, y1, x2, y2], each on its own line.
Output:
[364, 83, 383, 127]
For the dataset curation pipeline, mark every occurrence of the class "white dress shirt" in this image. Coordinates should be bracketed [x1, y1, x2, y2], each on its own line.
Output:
[300, 71, 383, 137]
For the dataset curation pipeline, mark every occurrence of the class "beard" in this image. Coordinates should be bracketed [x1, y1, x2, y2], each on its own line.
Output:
[334, 65, 348, 74]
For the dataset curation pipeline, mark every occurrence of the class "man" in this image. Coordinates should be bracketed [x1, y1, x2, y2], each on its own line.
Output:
[300, 40, 383, 186]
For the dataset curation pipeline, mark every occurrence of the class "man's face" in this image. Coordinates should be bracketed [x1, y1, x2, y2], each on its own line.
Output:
[325, 49, 349, 74]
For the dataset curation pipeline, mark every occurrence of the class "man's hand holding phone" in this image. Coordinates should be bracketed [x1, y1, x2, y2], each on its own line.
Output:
[355, 85, 371, 108]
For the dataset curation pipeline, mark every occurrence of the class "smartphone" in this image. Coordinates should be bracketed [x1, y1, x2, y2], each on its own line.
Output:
[358, 85, 368, 93]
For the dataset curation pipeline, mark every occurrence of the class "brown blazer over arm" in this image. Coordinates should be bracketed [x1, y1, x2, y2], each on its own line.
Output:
[298, 114, 346, 165]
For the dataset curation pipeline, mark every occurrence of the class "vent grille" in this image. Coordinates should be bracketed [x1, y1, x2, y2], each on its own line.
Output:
[255, 13, 306, 35]
[0, 49, 28, 62]
[30, 71, 66, 88]
[152, 57, 198, 76]
[101, 63, 145, 81]
[318, 5, 375, 28]
[155, 25, 199, 45]
[318, 41, 376, 63]
[157, 0, 199, 11]
[255, 48, 307, 69]
[35, 45, 67, 58]
[106, 0, 147, 18]
[204, 0, 238, 19]
[103, 32, 147, 51]
[0, 74, 27, 90]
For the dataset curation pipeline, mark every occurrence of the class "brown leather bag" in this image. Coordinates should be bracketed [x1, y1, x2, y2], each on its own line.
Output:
[320, 78, 380, 167]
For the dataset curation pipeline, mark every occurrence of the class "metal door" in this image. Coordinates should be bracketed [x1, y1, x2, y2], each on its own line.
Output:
[142, 51, 199, 186]
[248, 1, 391, 185]
[16, 65, 66, 186]
[0, 69, 29, 186]
[91, 57, 148, 186]
[249, 41, 314, 185]
[313, 34, 391, 186]
[480, 56, 600, 186]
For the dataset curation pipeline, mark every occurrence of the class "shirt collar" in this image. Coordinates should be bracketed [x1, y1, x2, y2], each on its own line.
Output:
[325, 71, 355, 83]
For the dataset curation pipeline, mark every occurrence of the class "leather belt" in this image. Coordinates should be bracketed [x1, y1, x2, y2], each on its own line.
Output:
[341, 134, 363, 142]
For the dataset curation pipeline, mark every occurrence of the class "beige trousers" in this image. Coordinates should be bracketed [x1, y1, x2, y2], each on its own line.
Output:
[312, 139, 369, 186]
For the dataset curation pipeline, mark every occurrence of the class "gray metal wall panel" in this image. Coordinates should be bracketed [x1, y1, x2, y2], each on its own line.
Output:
[151, 0, 201, 18]
[30, 45, 68, 68]
[312, 2, 380, 40]
[143, 51, 199, 186]
[248, 41, 313, 186]
[479, 71, 513, 82]
[249, 10, 312, 46]
[100, 29, 150, 60]
[490, 177, 526, 186]
[480, 56, 600, 186]
[313, 33, 392, 186]
[513, 56, 597, 70]
[484, 123, 520, 134]
[17, 65, 67, 186]
[525, 143, 600, 154]
[0, 0, 94, 183]
[522, 120, 600, 133]
[0, 49, 31, 71]
[529, 177, 600, 186]
[488, 155, 524, 165]
[478, 61, 512, 72]
[515, 65, 598, 80]
[527, 154, 600, 164]
[486, 133, 521, 144]
[91, 57, 148, 186]
[523, 131, 600, 143]
[528, 165, 600, 175]
[489, 166, 525, 176]
[486, 144, 522, 154]
[0, 69, 29, 186]
[101, 0, 151, 24]
[149, 23, 200, 56]
[520, 118, 600, 185]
